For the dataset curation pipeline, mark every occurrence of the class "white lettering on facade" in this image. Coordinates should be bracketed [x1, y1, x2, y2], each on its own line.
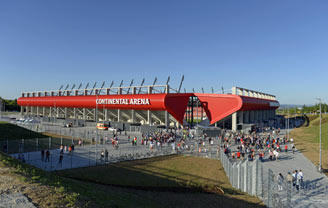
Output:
[96, 98, 150, 105]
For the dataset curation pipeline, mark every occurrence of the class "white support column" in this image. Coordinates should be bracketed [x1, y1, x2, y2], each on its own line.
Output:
[238, 88, 243, 95]
[104, 109, 108, 121]
[259, 110, 263, 123]
[64, 107, 68, 119]
[131, 110, 136, 123]
[94, 109, 97, 122]
[131, 86, 136, 123]
[232, 112, 237, 132]
[244, 111, 249, 123]
[20, 106, 24, 116]
[147, 86, 153, 125]
[42, 107, 45, 117]
[243, 90, 249, 97]
[117, 109, 121, 122]
[231, 86, 237, 131]
[117, 87, 122, 122]
[254, 111, 259, 122]
[83, 108, 86, 120]
[165, 85, 170, 128]
[238, 111, 244, 124]
[232, 86, 237, 95]
[250, 111, 255, 123]
[73, 108, 77, 119]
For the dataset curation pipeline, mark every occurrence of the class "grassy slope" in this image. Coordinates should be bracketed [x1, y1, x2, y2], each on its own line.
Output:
[59, 155, 264, 208]
[0, 122, 86, 153]
[0, 121, 264, 207]
[290, 114, 328, 170]
[0, 121, 45, 140]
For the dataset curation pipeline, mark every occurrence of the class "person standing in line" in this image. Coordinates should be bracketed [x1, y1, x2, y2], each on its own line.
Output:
[41, 149, 45, 162]
[105, 149, 109, 162]
[287, 172, 293, 184]
[277, 173, 284, 191]
[299, 170, 304, 188]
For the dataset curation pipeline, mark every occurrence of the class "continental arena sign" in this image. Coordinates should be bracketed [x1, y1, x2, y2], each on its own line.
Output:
[96, 98, 150, 105]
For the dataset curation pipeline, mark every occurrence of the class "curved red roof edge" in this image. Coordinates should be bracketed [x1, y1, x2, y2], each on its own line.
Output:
[17, 93, 279, 125]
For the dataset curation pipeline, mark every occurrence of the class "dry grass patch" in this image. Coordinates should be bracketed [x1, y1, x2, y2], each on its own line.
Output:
[59, 155, 264, 207]
[290, 114, 328, 172]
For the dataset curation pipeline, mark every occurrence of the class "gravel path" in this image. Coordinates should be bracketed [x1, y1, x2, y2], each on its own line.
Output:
[0, 167, 36, 208]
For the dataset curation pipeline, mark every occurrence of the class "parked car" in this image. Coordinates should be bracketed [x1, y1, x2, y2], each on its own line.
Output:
[63, 122, 73, 128]
[96, 123, 109, 130]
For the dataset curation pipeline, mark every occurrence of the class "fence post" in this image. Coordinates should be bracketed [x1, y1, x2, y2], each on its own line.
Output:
[237, 161, 242, 189]
[36, 138, 38, 151]
[49, 137, 51, 149]
[286, 180, 292, 208]
[242, 160, 248, 192]
[6, 139, 9, 153]
[89, 150, 91, 166]
[268, 169, 273, 208]
[22, 139, 24, 152]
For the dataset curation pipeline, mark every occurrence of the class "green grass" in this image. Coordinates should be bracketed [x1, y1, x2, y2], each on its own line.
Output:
[0, 121, 45, 140]
[0, 121, 264, 207]
[290, 114, 328, 170]
[59, 155, 264, 207]
[0, 122, 87, 153]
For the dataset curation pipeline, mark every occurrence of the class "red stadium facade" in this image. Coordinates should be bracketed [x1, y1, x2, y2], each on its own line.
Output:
[18, 86, 279, 131]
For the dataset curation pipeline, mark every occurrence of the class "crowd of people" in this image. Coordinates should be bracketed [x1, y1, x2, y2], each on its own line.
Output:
[221, 128, 296, 163]
[278, 169, 304, 191]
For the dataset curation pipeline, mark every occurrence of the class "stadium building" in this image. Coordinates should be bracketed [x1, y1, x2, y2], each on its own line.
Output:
[17, 83, 279, 132]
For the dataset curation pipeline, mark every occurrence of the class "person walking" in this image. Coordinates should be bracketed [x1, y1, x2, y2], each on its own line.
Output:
[287, 172, 293, 184]
[277, 173, 284, 190]
[68, 145, 72, 155]
[58, 152, 63, 167]
[100, 150, 105, 162]
[41, 149, 45, 162]
[45, 150, 50, 162]
[291, 143, 295, 154]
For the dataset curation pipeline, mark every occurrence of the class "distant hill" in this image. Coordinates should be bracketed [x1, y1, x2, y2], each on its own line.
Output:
[279, 104, 310, 109]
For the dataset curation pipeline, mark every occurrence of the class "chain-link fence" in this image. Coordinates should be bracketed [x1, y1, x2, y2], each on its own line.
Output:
[213, 145, 293, 208]
[11, 142, 177, 171]
[0, 137, 90, 154]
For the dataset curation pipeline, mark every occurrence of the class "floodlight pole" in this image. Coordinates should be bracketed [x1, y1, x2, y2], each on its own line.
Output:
[316, 98, 322, 171]
[287, 108, 289, 140]
[95, 92, 98, 164]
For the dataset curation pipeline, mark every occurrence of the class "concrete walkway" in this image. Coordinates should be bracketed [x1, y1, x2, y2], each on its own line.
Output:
[0, 193, 36, 208]
[11, 133, 176, 171]
[227, 129, 328, 208]
[261, 143, 328, 208]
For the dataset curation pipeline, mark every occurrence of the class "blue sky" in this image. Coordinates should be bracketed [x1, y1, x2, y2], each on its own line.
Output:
[0, 0, 327, 105]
